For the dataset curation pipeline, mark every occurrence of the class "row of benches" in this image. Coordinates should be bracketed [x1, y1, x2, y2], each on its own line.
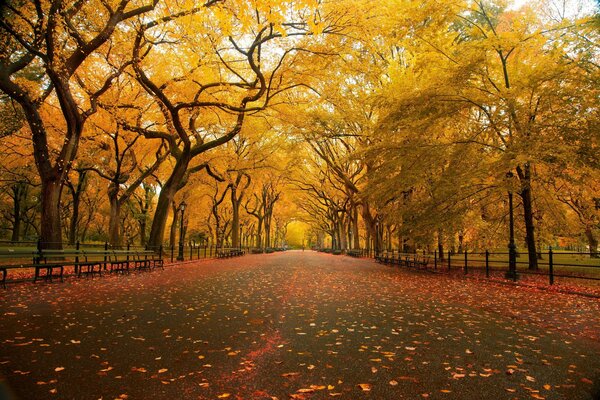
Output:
[1, 249, 163, 288]
[375, 251, 430, 269]
[346, 249, 368, 258]
[216, 249, 245, 259]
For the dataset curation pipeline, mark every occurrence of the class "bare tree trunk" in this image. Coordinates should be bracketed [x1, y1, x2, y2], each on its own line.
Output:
[585, 227, 599, 258]
[352, 205, 360, 249]
[361, 202, 376, 252]
[10, 183, 27, 242]
[169, 202, 179, 249]
[40, 177, 64, 249]
[148, 153, 190, 249]
[437, 230, 445, 261]
[107, 182, 122, 247]
[517, 164, 538, 270]
[231, 188, 240, 248]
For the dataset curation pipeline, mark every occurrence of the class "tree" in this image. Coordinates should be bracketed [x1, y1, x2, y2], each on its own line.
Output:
[121, 0, 352, 249]
[0, 0, 157, 248]
[372, 0, 599, 266]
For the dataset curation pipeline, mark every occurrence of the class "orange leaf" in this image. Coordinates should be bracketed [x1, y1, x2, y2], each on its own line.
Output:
[358, 383, 372, 391]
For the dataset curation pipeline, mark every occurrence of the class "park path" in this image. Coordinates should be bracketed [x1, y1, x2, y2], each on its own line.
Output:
[0, 251, 599, 400]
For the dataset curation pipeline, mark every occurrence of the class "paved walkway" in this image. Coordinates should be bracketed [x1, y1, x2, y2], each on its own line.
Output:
[0, 251, 599, 399]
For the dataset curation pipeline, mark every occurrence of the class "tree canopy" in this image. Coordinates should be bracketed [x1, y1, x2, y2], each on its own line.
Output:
[1, 0, 598, 258]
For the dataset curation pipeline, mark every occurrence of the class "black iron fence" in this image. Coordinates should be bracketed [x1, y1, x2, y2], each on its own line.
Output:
[373, 248, 600, 287]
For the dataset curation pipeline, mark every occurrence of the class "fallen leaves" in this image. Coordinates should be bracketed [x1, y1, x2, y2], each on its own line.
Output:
[54, 367, 64, 372]
[358, 383, 372, 391]
[1, 251, 599, 400]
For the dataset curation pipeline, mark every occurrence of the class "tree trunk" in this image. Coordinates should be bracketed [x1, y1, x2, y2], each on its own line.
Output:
[264, 219, 271, 249]
[585, 227, 599, 258]
[352, 205, 360, 249]
[68, 191, 80, 245]
[68, 171, 87, 245]
[437, 230, 445, 261]
[256, 218, 263, 248]
[139, 194, 148, 247]
[148, 153, 190, 250]
[40, 177, 64, 249]
[231, 189, 240, 248]
[169, 203, 178, 249]
[10, 183, 25, 242]
[361, 202, 376, 252]
[108, 192, 121, 248]
[517, 164, 538, 270]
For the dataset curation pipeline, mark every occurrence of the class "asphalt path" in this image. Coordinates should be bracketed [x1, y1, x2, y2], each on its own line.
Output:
[1, 250, 599, 399]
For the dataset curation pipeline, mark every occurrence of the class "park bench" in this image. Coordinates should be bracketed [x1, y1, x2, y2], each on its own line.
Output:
[33, 249, 110, 281]
[375, 252, 430, 270]
[403, 254, 430, 269]
[131, 250, 164, 271]
[346, 249, 366, 258]
[0, 247, 164, 288]
[0, 248, 37, 288]
[375, 251, 397, 264]
[71, 250, 105, 278]
[216, 248, 245, 259]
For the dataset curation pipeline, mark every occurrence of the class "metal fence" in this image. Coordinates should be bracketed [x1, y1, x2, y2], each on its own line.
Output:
[373, 248, 600, 287]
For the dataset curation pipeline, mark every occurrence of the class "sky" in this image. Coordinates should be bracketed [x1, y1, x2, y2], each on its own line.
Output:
[509, 0, 598, 16]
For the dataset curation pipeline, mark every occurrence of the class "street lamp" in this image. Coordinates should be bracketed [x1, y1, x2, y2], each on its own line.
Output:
[505, 172, 518, 281]
[177, 201, 186, 261]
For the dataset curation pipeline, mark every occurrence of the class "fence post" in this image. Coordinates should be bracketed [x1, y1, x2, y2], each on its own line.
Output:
[464, 251, 468, 275]
[170, 244, 174, 263]
[434, 250, 437, 270]
[549, 247, 554, 285]
[204, 244, 207, 258]
[485, 250, 489, 278]
[448, 251, 451, 270]
[190, 242, 193, 260]
[127, 242, 130, 263]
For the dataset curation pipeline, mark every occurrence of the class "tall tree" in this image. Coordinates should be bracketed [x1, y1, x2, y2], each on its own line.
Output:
[122, 1, 351, 249]
[0, 0, 157, 248]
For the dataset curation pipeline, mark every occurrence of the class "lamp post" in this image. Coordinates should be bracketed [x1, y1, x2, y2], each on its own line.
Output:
[506, 172, 518, 281]
[177, 201, 186, 261]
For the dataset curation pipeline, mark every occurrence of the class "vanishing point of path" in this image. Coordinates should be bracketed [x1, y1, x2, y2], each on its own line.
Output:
[1, 251, 599, 400]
